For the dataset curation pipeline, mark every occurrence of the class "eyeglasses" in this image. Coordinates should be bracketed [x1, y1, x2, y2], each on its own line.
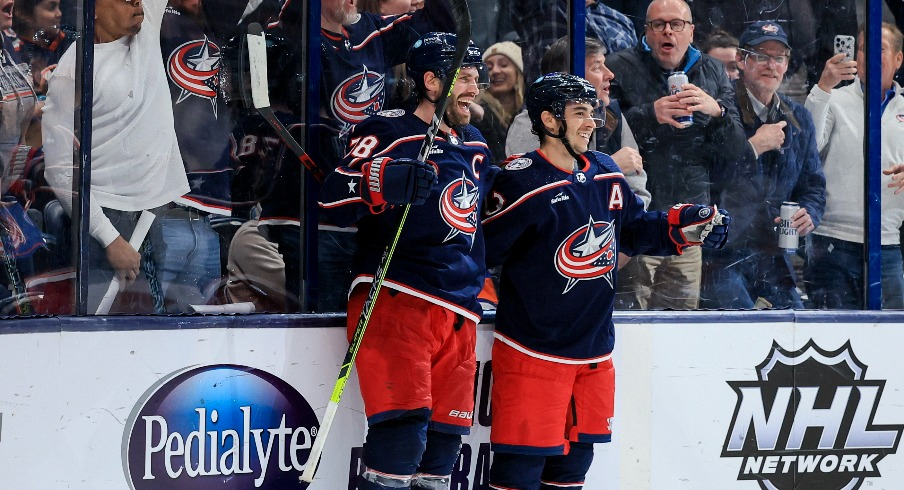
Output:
[740, 49, 789, 66]
[646, 19, 692, 32]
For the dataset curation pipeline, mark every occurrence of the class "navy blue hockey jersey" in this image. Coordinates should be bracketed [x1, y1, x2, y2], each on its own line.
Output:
[161, 1, 256, 215]
[261, 0, 452, 225]
[319, 110, 494, 322]
[483, 150, 679, 362]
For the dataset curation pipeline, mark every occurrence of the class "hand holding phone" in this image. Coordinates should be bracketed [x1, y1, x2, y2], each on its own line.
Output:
[834, 35, 855, 61]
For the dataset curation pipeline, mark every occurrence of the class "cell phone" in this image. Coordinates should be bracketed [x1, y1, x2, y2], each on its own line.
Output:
[834, 35, 855, 61]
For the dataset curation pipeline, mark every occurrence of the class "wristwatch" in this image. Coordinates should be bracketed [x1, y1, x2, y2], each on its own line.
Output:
[719, 103, 727, 118]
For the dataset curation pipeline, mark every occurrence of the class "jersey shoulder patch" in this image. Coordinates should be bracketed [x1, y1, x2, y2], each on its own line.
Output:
[376, 109, 405, 117]
[504, 156, 533, 171]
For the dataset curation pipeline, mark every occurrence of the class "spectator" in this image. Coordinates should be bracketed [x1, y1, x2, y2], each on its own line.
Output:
[804, 22, 904, 309]
[225, 219, 286, 312]
[606, 0, 746, 310]
[12, 0, 72, 152]
[701, 21, 825, 309]
[508, 0, 638, 85]
[12, 0, 71, 96]
[472, 41, 522, 164]
[357, 0, 421, 110]
[357, 0, 419, 14]
[318, 33, 492, 490]
[506, 36, 650, 209]
[155, 0, 264, 312]
[701, 28, 740, 81]
[258, 0, 453, 312]
[0, 0, 39, 315]
[42, 0, 190, 313]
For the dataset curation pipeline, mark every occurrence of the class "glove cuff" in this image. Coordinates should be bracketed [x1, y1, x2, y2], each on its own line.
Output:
[361, 158, 389, 210]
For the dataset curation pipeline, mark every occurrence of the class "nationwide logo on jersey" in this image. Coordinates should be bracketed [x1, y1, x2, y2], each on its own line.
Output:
[721, 340, 903, 490]
[123, 364, 319, 490]
[554, 215, 617, 293]
[331, 65, 385, 136]
[168, 37, 222, 117]
[439, 171, 479, 243]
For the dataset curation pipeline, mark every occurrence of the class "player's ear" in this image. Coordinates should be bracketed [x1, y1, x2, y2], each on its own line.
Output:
[424, 71, 443, 95]
[541, 110, 558, 132]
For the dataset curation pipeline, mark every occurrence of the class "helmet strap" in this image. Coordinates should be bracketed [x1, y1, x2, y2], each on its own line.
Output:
[555, 119, 583, 160]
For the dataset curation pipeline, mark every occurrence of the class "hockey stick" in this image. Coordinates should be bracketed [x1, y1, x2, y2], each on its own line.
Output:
[299, 1, 473, 483]
[246, 23, 327, 184]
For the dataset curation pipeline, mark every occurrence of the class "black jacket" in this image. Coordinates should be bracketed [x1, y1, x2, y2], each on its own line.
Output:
[607, 40, 746, 211]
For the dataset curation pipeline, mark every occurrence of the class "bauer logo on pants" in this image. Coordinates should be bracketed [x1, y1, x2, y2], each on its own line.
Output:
[122, 364, 319, 489]
[721, 340, 903, 489]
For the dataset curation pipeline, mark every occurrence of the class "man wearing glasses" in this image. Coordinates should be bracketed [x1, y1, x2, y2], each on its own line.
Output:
[701, 21, 826, 309]
[606, 0, 745, 310]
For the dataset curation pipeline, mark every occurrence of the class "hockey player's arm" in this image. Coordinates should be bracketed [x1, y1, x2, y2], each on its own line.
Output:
[481, 172, 537, 268]
[319, 127, 437, 226]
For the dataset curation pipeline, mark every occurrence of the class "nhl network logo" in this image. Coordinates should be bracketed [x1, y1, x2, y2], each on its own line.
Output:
[721, 340, 903, 490]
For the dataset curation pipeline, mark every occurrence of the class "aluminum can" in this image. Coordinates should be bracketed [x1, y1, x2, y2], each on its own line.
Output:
[778, 202, 800, 253]
[667, 71, 693, 127]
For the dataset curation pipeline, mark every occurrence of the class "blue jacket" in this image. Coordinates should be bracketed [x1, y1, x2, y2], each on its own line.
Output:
[710, 80, 826, 254]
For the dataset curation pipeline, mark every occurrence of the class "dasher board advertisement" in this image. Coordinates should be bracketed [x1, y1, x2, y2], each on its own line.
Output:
[0, 323, 616, 489]
[616, 317, 904, 490]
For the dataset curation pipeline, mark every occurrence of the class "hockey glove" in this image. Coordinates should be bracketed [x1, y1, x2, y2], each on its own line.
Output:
[360, 157, 438, 208]
[667, 204, 731, 253]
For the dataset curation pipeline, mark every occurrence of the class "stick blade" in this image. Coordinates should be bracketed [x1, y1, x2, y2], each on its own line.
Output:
[247, 23, 271, 110]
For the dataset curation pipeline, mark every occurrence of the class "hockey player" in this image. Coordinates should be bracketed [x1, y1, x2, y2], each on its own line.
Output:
[318, 33, 493, 489]
[482, 73, 731, 489]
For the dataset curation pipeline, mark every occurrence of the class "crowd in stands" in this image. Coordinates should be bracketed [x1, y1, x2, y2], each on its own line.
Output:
[0, 0, 903, 315]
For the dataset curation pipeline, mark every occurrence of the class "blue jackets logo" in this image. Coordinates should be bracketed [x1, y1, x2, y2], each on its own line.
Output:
[721, 341, 903, 489]
[167, 38, 221, 113]
[123, 364, 319, 489]
[554, 215, 616, 293]
[439, 171, 479, 242]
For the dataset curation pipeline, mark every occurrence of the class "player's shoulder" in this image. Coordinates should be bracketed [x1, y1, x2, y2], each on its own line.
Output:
[352, 110, 416, 137]
[458, 124, 488, 145]
[493, 152, 549, 193]
[585, 151, 622, 176]
[500, 153, 537, 172]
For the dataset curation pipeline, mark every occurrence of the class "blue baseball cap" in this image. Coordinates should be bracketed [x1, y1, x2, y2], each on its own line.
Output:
[739, 21, 791, 49]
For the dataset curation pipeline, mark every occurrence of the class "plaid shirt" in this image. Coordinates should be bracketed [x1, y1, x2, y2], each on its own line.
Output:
[510, 0, 637, 83]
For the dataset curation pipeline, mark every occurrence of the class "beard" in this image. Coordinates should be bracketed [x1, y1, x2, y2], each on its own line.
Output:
[443, 93, 472, 127]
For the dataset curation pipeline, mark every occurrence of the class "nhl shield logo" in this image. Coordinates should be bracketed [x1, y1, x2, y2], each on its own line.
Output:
[554, 215, 617, 293]
[722, 340, 903, 490]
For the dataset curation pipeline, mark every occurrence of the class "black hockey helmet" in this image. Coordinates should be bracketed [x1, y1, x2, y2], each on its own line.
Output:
[526, 72, 601, 128]
[406, 32, 485, 97]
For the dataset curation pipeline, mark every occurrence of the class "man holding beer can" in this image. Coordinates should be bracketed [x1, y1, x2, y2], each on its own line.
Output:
[701, 21, 826, 309]
[606, 0, 745, 310]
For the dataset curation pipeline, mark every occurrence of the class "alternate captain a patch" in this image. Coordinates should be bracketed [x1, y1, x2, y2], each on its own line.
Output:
[555, 215, 617, 293]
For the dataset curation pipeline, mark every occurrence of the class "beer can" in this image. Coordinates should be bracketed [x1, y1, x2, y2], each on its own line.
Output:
[778, 202, 800, 253]
[667, 71, 693, 127]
